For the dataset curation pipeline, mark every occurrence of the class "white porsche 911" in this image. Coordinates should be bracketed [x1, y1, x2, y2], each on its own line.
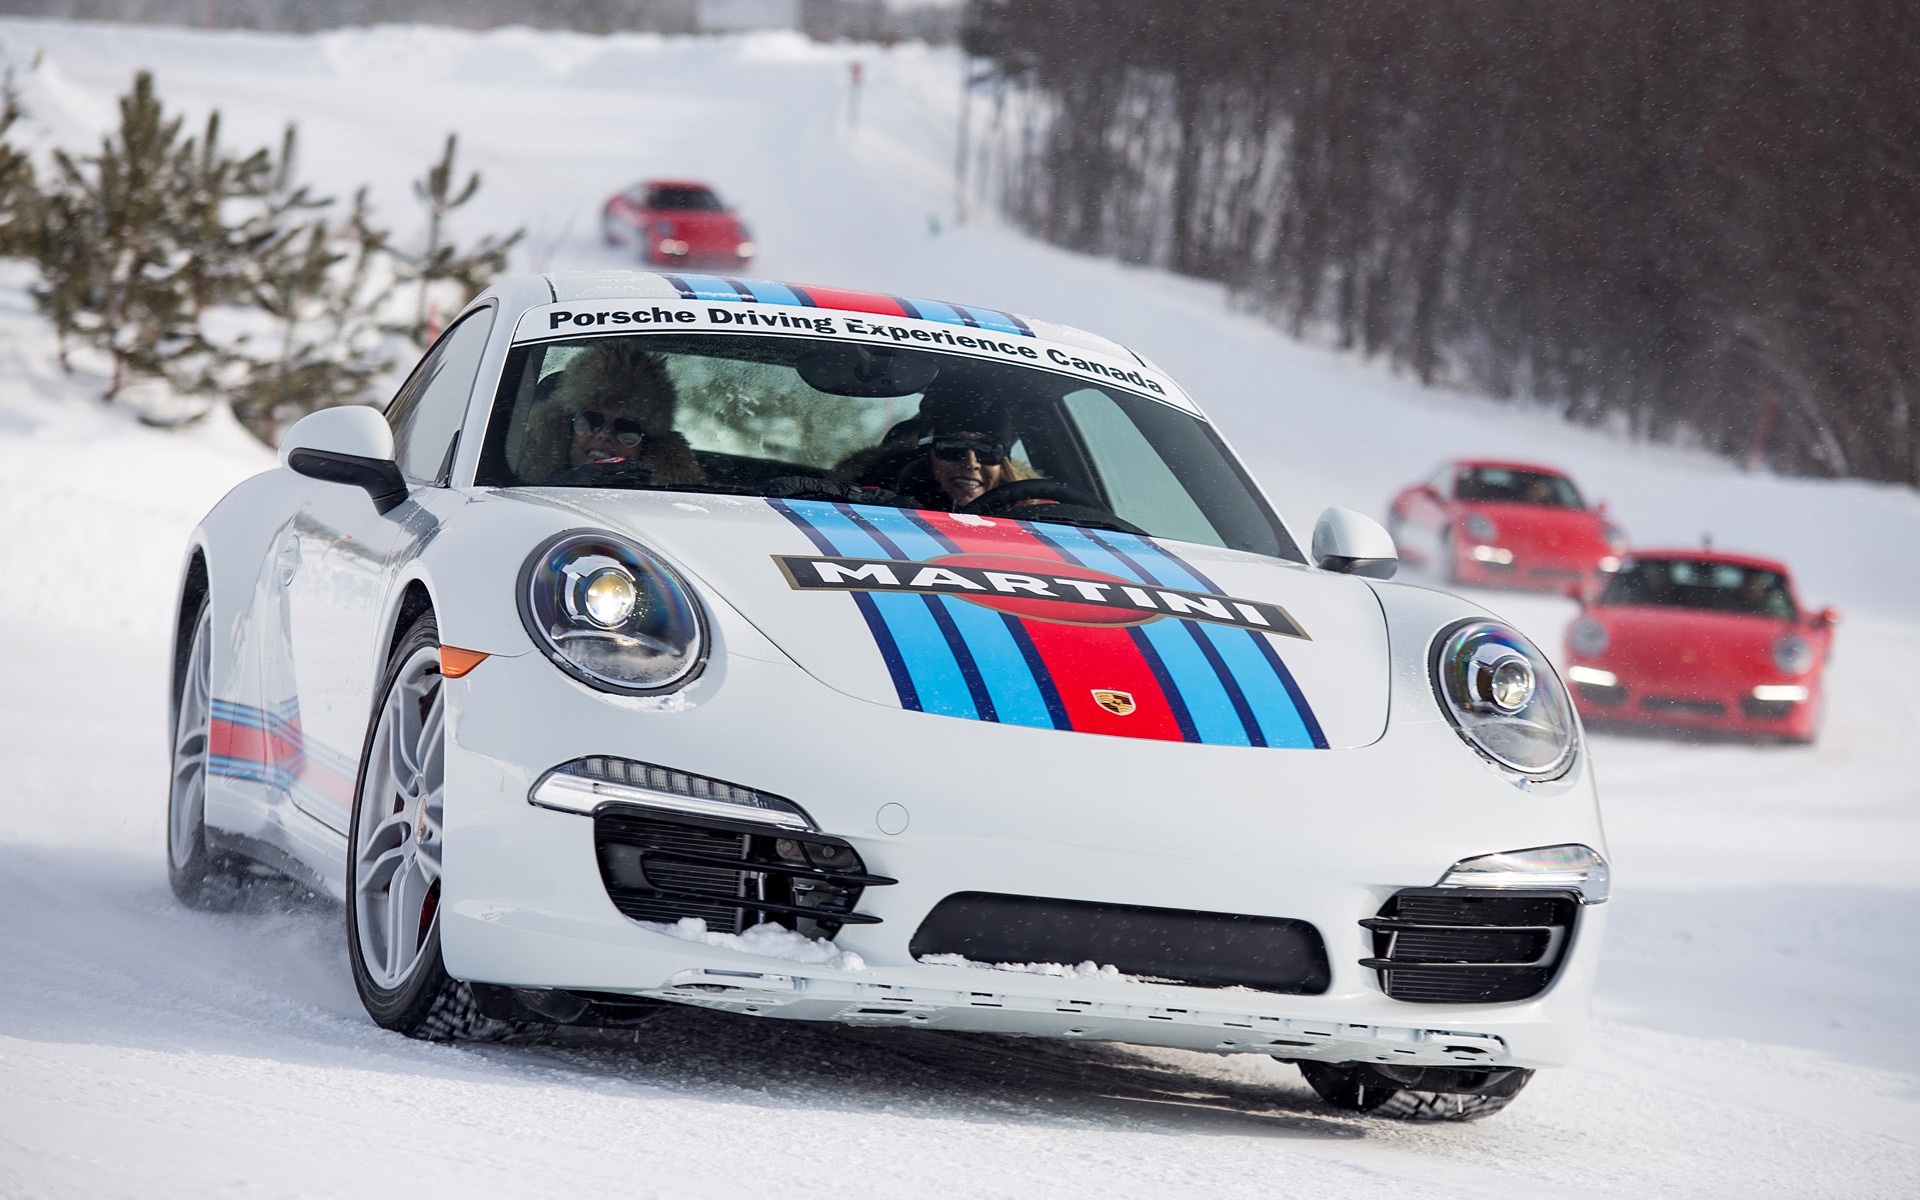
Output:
[168, 272, 1608, 1121]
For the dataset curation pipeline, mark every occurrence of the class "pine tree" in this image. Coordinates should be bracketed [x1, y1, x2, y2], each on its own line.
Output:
[229, 185, 395, 443]
[0, 71, 38, 259]
[34, 70, 203, 401]
[399, 132, 522, 343]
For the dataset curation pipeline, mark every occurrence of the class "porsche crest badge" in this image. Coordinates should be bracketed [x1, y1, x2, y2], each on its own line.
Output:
[1092, 689, 1137, 716]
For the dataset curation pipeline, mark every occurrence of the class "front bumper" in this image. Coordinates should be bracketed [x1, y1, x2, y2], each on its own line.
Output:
[1571, 670, 1818, 739]
[441, 609, 1606, 1069]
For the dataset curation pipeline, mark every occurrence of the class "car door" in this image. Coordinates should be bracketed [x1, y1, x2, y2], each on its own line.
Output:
[278, 307, 496, 832]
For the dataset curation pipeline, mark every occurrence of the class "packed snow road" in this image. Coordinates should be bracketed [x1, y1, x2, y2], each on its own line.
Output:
[1, 19, 1917, 1199]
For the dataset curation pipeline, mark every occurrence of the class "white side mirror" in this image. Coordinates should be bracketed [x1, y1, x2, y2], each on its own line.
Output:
[278, 406, 407, 514]
[1312, 507, 1398, 579]
[278, 404, 395, 466]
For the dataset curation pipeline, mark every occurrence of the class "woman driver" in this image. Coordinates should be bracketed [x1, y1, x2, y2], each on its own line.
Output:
[914, 392, 1036, 510]
[521, 342, 705, 485]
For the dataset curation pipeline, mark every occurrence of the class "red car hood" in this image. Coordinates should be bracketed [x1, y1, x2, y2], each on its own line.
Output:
[1591, 605, 1792, 685]
[1460, 501, 1608, 551]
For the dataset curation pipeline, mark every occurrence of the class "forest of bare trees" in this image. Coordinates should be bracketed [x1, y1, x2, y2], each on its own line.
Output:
[960, 0, 1919, 487]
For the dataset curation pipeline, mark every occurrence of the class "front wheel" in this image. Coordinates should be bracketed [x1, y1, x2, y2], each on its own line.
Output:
[1296, 1061, 1533, 1122]
[346, 613, 522, 1040]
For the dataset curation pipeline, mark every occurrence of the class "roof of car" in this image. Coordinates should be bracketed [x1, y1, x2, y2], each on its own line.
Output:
[1623, 547, 1793, 575]
[535, 271, 1141, 360]
[1453, 458, 1573, 478]
[641, 179, 716, 191]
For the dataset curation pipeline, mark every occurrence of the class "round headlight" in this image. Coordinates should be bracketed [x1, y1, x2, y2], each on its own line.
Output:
[1432, 620, 1578, 780]
[521, 531, 705, 694]
[1464, 513, 1498, 542]
[1773, 633, 1813, 675]
[1568, 616, 1609, 657]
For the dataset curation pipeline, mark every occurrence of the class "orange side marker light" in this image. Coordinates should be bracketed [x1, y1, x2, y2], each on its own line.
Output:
[440, 646, 490, 679]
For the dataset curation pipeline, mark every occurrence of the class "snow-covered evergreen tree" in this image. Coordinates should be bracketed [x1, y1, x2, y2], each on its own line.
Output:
[399, 132, 522, 343]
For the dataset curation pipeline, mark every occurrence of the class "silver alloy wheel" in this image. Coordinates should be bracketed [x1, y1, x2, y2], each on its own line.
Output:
[169, 606, 214, 870]
[352, 644, 446, 991]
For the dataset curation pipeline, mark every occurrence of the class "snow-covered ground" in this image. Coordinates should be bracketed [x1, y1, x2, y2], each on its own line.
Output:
[1, 19, 1916, 1199]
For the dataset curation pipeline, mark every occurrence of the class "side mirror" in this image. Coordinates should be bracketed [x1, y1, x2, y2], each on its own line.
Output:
[279, 406, 408, 514]
[1595, 498, 1609, 516]
[1814, 607, 1840, 630]
[1312, 507, 1398, 579]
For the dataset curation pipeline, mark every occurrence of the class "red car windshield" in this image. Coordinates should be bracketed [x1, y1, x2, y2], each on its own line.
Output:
[1602, 558, 1797, 619]
[647, 186, 723, 212]
[1456, 467, 1583, 508]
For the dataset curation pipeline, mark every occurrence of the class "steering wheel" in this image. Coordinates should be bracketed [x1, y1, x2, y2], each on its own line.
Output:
[960, 478, 1107, 516]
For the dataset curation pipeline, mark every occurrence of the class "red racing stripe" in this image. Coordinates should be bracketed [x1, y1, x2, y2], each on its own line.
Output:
[917, 512, 1187, 741]
[793, 286, 910, 319]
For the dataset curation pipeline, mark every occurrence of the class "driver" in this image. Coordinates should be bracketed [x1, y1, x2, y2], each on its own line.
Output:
[522, 342, 705, 485]
[915, 391, 1038, 510]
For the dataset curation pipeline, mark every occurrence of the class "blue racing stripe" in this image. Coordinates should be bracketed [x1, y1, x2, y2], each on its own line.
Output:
[899, 296, 972, 327]
[737, 279, 810, 306]
[781, 501, 977, 719]
[669, 273, 751, 302]
[768, 499, 920, 711]
[859, 507, 1060, 730]
[1106, 532, 1326, 749]
[955, 304, 1030, 337]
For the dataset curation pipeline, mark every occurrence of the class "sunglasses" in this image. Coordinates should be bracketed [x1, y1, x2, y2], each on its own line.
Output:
[571, 410, 646, 447]
[929, 436, 1008, 466]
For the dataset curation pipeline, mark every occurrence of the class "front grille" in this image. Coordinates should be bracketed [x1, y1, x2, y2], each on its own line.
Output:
[1740, 697, 1797, 720]
[594, 806, 894, 937]
[910, 892, 1330, 994]
[1574, 681, 1628, 708]
[1640, 695, 1726, 717]
[1362, 888, 1576, 1004]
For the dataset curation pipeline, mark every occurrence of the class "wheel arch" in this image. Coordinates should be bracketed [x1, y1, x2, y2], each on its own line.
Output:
[170, 542, 211, 731]
[386, 577, 438, 667]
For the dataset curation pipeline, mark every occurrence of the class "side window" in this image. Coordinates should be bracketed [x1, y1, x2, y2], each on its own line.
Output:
[387, 309, 496, 484]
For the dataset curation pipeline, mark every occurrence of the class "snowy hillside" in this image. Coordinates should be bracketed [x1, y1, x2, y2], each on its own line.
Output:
[0, 19, 1915, 1200]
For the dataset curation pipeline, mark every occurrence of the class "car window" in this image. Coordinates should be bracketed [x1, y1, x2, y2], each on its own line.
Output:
[1061, 387, 1225, 547]
[475, 332, 1296, 560]
[647, 186, 723, 212]
[1455, 466, 1582, 508]
[387, 309, 496, 484]
[1601, 558, 1797, 619]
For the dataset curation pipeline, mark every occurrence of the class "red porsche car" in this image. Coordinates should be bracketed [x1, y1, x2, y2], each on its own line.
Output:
[602, 179, 755, 269]
[1563, 550, 1837, 742]
[1388, 459, 1624, 590]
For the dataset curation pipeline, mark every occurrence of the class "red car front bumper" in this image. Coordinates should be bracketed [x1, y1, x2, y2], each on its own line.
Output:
[1567, 669, 1820, 741]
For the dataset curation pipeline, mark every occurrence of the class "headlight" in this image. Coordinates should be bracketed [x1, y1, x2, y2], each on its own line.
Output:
[1568, 616, 1609, 656]
[658, 238, 690, 256]
[1773, 633, 1813, 675]
[1463, 513, 1498, 541]
[520, 531, 706, 694]
[736, 240, 756, 257]
[1432, 620, 1578, 780]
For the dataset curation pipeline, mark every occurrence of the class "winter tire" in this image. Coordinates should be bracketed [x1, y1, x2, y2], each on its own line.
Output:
[1296, 1060, 1532, 1122]
[346, 613, 533, 1041]
[168, 598, 248, 910]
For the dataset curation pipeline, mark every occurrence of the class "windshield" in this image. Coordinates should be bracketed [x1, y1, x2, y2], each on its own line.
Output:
[475, 332, 1296, 560]
[647, 186, 723, 212]
[1456, 466, 1583, 508]
[1601, 558, 1797, 619]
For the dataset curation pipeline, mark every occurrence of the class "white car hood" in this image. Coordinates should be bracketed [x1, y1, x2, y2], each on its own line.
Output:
[513, 490, 1390, 750]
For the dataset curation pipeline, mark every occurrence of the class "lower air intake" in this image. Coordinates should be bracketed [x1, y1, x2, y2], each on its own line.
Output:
[910, 892, 1330, 994]
[594, 806, 893, 937]
[1362, 888, 1577, 1004]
